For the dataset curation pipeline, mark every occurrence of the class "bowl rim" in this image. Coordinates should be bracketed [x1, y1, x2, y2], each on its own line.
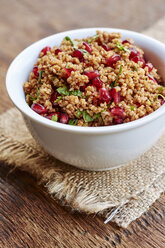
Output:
[6, 27, 165, 134]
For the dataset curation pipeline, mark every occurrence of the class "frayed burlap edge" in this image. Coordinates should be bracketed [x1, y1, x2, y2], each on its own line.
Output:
[0, 108, 165, 228]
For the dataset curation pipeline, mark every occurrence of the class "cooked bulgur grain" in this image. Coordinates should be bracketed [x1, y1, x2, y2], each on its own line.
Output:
[23, 31, 165, 126]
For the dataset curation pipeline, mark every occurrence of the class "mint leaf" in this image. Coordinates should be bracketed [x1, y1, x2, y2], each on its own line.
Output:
[54, 96, 62, 103]
[68, 119, 78, 125]
[38, 70, 44, 84]
[88, 34, 99, 43]
[57, 86, 70, 96]
[83, 111, 93, 123]
[76, 108, 82, 118]
[52, 114, 58, 122]
[116, 41, 130, 53]
[110, 65, 122, 88]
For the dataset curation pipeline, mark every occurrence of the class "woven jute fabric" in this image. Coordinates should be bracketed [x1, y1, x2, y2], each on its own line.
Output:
[0, 107, 165, 228]
[1, 19, 165, 228]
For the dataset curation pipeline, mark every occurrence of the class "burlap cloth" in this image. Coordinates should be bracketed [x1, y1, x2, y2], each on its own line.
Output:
[1, 18, 165, 228]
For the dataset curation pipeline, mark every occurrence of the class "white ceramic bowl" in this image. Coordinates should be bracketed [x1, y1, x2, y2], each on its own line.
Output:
[6, 28, 165, 171]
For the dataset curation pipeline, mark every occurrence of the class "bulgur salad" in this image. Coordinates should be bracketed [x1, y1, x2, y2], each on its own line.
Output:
[23, 31, 165, 126]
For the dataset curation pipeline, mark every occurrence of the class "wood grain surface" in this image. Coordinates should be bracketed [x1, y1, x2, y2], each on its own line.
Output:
[0, 0, 165, 247]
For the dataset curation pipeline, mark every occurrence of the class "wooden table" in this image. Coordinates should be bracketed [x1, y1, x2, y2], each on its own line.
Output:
[0, 1, 165, 247]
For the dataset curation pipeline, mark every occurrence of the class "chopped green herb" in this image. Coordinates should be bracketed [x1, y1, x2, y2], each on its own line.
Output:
[52, 114, 58, 122]
[130, 106, 135, 111]
[54, 96, 62, 103]
[71, 90, 82, 97]
[68, 119, 78, 126]
[28, 95, 36, 101]
[36, 87, 40, 99]
[133, 66, 138, 71]
[83, 111, 94, 123]
[93, 113, 101, 119]
[116, 41, 130, 53]
[38, 70, 44, 84]
[110, 65, 122, 88]
[72, 40, 79, 49]
[64, 36, 74, 45]
[88, 34, 100, 43]
[158, 87, 163, 92]
[76, 108, 82, 118]
[149, 99, 153, 103]
[57, 86, 70, 96]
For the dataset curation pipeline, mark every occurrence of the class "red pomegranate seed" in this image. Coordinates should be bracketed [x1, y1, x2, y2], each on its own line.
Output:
[31, 103, 47, 114]
[72, 49, 84, 59]
[148, 74, 158, 83]
[80, 85, 86, 92]
[99, 88, 112, 104]
[113, 117, 123, 125]
[129, 48, 140, 59]
[59, 113, 69, 124]
[83, 42, 92, 54]
[63, 68, 75, 79]
[102, 44, 111, 51]
[145, 62, 153, 72]
[135, 102, 141, 108]
[131, 56, 145, 67]
[110, 106, 125, 118]
[55, 49, 62, 55]
[84, 70, 99, 80]
[32, 67, 39, 77]
[92, 77, 103, 89]
[45, 112, 60, 121]
[41, 46, 51, 55]
[50, 92, 60, 106]
[110, 88, 120, 104]
[105, 55, 120, 67]
[122, 40, 131, 44]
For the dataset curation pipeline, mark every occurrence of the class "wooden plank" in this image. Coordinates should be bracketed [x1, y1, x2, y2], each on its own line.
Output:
[0, 0, 165, 247]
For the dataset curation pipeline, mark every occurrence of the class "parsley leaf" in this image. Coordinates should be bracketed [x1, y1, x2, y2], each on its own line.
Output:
[88, 34, 100, 43]
[68, 119, 78, 126]
[158, 87, 163, 92]
[38, 70, 44, 84]
[76, 108, 82, 118]
[71, 90, 82, 97]
[57, 86, 70, 96]
[54, 96, 62, 103]
[116, 41, 130, 53]
[52, 114, 58, 122]
[110, 65, 122, 88]
[83, 111, 93, 123]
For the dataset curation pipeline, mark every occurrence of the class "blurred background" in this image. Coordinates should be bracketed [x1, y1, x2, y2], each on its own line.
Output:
[0, 0, 165, 111]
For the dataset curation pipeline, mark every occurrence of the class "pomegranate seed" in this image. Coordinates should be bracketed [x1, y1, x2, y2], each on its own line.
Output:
[105, 55, 120, 67]
[50, 92, 60, 106]
[41, 46, 51, 55]
[32, 67, 39, 77]
[55, 49, 62, 55]
[110, 106, 125, 118]
[45, 112, 60, 121]
[113, 117, 123, 125]
[59, 113, 69, 124]
[122, 40, 131, 44]
[72, 49, 84, 59]
[99, 88, 112, 104]
[80, 85, 86, 92]
[83, 42, 92, 54]
[148, 74, 158, 83]
[63, 68, 75, 79]
[129, 48, 140, 59]
[92, 77, 103, 89]
[110, 88, 120, 104]
[102, 44, 111, 51]
[84, 70, 99, 80]
[145, 62, 153, 72]
[31, 103, 47, 114]
[131, 56, 145, 67]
